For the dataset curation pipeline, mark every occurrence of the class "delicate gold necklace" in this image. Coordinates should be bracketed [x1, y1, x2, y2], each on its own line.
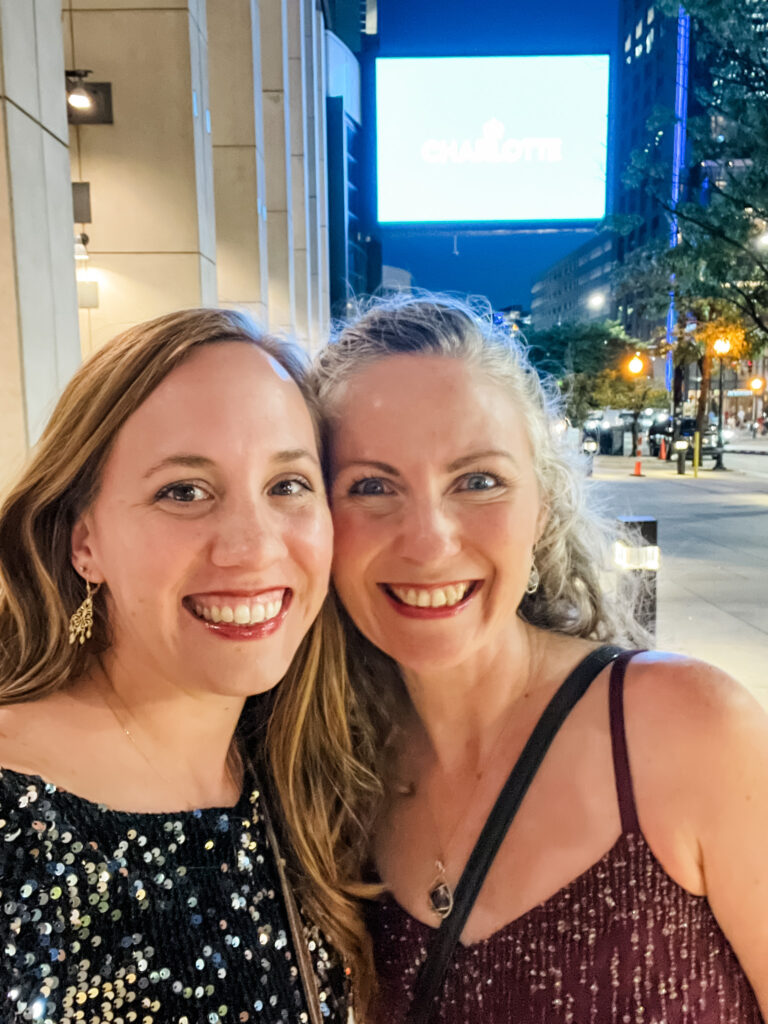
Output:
[98, 666, 240, 810]
[404, 696, 528, 921]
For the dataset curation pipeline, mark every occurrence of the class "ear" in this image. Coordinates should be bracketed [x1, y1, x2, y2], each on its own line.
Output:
[71, 514, 105, 583]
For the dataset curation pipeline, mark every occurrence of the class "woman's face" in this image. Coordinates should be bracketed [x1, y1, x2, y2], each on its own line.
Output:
[330, 354, 546, 676]
[72, 342, 332, 698]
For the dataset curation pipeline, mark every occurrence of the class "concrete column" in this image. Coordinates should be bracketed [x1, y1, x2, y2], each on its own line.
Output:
[208, 0, 268, 324]
[302, 0, 321, 350]
[0, 0, 80, 491]
[64, 0, 217, 355]
[259, 0, 295, 336]
[316, 13, 330, 337]
[286, 0, 311, 348]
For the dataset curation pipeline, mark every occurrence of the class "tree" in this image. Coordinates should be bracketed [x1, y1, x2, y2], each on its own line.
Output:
[526, 320, 637, 379]
[526, 320, 648, 427]
[616, 245, 758, 431]
[623, 0, 768, 341]
[591, 363, 669, 448]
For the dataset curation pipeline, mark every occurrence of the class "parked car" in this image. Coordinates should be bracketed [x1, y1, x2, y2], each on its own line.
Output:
[647, 416, 722, 460]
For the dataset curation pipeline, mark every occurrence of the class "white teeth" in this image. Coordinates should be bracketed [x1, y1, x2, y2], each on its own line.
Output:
[390, 583, 471, 608]
[193, 593, 285, 626]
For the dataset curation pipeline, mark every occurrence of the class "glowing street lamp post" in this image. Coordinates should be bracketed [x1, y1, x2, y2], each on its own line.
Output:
[750, 376, 765, 432]
[713, 338, 731, 470]
[628, 354, 645, 477]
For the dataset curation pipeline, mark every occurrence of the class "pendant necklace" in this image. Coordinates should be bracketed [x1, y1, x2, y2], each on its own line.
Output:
[406, 692, 528, 922]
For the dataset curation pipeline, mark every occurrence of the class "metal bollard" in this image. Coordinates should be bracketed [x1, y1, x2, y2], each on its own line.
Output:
[614, 516, 659, 636]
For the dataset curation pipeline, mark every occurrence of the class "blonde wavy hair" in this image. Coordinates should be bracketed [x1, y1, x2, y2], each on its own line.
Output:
[0, 308, 378, 1010]
[312, 294, 649, 781]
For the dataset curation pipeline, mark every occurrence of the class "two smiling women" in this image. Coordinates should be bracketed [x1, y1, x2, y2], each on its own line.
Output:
[0, 298, 765, 1024]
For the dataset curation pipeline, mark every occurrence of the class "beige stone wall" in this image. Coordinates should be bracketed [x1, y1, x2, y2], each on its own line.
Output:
[0, 0, 80, 493]
[0, 0, 334, 487]
[208, 0, 269, 326]
[63, 0, 217, 355]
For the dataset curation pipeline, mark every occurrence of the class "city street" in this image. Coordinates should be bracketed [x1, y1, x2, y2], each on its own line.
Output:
[591, 449, 768, 707]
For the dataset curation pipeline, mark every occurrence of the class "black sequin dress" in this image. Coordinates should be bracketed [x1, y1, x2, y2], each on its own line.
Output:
[0, 767, 346, 1024]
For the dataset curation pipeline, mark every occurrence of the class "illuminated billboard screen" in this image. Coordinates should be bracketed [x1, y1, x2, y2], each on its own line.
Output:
[375, 55, 609, 224]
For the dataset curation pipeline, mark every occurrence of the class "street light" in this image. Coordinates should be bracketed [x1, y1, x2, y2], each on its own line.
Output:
[750, 375, 765, 431]
[713, 337, 731, 470]
[587, 290, 607, 311]
[628, 353, 644, 375]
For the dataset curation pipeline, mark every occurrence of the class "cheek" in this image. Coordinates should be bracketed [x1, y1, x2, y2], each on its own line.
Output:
[330, 508, 377, 576]
[291, 508, 334, 582]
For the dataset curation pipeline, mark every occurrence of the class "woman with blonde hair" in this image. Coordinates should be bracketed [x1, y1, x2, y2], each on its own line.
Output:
[0, 308, 375, 1023]
[313, 295, 768, 1023]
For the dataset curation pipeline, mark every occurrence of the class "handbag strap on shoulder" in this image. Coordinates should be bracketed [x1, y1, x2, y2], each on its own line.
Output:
[406, 644, 626, 1024]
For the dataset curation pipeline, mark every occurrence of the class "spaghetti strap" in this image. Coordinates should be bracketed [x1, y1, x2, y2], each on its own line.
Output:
[609, 651, 644, 834]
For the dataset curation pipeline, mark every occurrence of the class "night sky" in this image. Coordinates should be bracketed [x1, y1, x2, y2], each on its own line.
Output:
[375, 0, 619, 310]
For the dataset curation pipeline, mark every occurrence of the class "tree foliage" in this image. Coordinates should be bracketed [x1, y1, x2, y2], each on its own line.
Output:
[526, 320, 636, 379]
[623, 0, 768, 340]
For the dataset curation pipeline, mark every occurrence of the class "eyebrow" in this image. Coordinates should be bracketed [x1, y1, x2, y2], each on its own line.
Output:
[144, 448, 319, 478]
[446, 449, 518, 471]
[336, 450, 518, 476]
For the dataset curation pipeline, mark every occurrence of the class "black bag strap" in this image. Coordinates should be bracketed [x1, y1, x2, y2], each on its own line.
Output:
[406, 644, 626, 1024]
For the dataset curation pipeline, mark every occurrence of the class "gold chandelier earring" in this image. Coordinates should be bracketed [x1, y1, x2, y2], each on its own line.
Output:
[68, 573, 101, 646]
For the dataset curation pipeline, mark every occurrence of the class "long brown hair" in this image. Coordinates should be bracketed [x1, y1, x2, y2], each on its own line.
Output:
[0, 307, 378, 1008]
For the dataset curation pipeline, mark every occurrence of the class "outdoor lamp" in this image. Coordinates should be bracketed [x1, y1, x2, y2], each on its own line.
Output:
[628, 354, 644, 375]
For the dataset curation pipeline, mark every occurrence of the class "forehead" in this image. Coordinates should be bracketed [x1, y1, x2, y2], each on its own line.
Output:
[111, 342, 316, 463]
[331, 354, 531, 460]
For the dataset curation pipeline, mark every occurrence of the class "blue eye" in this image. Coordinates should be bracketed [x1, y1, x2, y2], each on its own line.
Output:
[155, 482, 210, 503]
[459, 472, 500, 491]
[348, 477, 393, 497]
[269, 477, 311, 497]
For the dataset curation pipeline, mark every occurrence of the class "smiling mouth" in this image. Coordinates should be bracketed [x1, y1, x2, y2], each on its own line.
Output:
[382, 581, 479, 610]
[182, 589, 291, 637]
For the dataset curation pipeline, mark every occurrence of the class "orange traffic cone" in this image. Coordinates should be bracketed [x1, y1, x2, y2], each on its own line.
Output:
[631, 433, 644, 477]
[659, 437, 667, 461]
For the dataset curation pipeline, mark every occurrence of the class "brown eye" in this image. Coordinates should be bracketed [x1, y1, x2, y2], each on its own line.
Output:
[155, 482, 210, 503]
[269, 477, 312, 497]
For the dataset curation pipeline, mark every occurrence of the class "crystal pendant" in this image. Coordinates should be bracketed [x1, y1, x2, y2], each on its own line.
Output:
[427, 860, 454, 919]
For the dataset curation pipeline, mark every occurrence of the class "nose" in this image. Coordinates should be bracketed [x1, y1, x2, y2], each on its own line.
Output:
[395, 496, 461, 565]
[209, 497, 288, 570]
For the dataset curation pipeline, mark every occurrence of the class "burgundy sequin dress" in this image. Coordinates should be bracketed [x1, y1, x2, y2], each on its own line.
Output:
[367, 652, 764, 1023]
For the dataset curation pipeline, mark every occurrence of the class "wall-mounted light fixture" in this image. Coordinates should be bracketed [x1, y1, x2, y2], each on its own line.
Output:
[66, 70, 113, 125]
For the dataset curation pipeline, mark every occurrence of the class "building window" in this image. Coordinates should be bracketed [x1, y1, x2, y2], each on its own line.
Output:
[636, 18, 643, 37]
[625, 33, 632, 51]
[647, 5, 654, 22]
[646, 27, 655, 52]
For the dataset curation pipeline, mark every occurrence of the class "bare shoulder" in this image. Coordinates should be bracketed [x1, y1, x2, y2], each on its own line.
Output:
[623, 650, 768, 870]
[623, 649, 766, 743]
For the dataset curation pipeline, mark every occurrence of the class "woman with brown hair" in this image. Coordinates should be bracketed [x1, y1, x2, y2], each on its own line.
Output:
[0, 309, 374, 1023]
[313, 295, 768, 1024]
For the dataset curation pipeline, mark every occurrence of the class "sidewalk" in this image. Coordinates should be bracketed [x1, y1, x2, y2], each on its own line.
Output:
[591, 455, 768, 708]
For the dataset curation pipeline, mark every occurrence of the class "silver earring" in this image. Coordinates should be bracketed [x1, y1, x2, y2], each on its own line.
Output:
[525, 562, 540, 595]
